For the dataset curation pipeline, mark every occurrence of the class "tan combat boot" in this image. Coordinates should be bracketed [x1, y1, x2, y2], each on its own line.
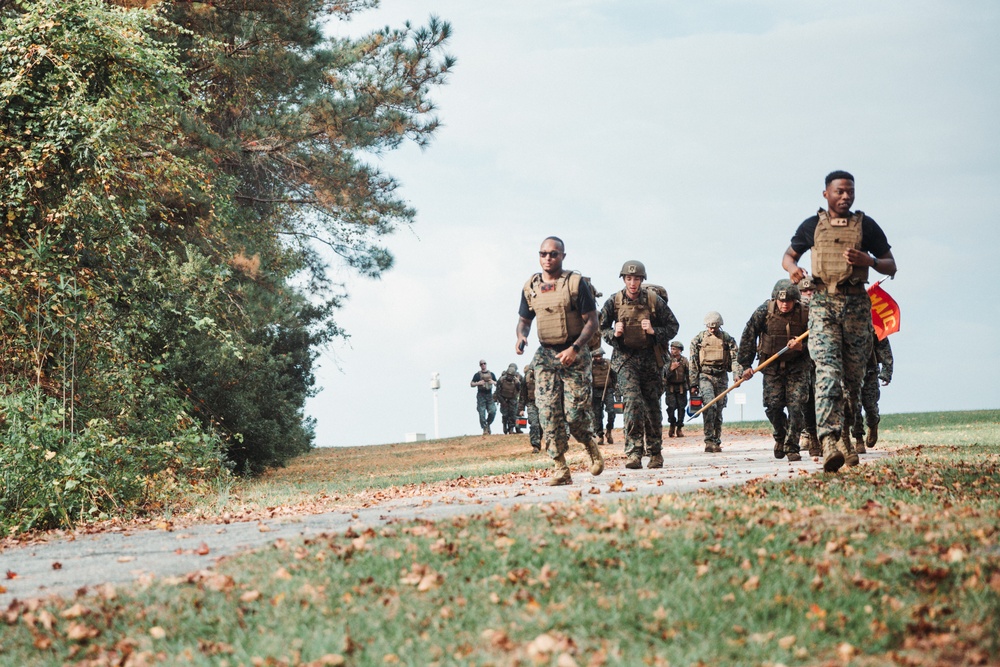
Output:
[625, 454, 642, 469]
[605, 427, 614, 445]
[547, 454, 572, 486]
[647, 453, 663, 469]
[841, 432, 860, 467]
[668, 424, 676, 438]
[822, 435, 845, 472]
[866, 423, 878, 449]
[804, 433, 822, 458]
[584, 440, 604, 476]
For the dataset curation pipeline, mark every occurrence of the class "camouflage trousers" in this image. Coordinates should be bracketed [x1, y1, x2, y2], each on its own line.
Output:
[852, 366, 881, 439]
[663, 386, 687, 426]
[533, 346, 595, 459]
[697, 370, 729, 445]
[526, 402, 542, 450]
[761, 364, 810, 453]
[497, 395, 519, 433]
[615, 351, 664, 458]
[476, 393, 496, 431]
[808, 292, 873, 443]
[591, 385, 615, 436]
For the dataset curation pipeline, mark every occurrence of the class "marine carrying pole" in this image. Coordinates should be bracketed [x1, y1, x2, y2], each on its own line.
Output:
[686, 330, 810, 421]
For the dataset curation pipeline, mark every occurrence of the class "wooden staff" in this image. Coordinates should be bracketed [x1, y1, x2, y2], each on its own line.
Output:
[687, 330, 810, 421]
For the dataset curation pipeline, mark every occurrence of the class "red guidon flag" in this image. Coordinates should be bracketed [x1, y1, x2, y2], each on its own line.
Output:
[868, 282, 900, 340]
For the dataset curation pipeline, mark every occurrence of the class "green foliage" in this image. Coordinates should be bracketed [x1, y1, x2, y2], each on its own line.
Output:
[0, 390, 227, 535]
[0, 0, 454, 521]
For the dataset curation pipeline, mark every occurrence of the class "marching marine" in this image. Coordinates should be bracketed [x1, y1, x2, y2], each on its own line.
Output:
[599, 260, 679, 469]
[494, 363, 523, 435]
[738, 279, 810, 462]
[852, 332, 893, 452]
[662, 341, 689, 438]
[517, 362, 543, 452]
[782, 170, 896, 472]
[689, 312, 741, 453]
[590, 348, 617, 445]
[515, 236, 604, 485]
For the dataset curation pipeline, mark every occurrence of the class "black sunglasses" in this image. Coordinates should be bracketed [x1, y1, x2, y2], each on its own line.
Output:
[538, 250, 561, 258]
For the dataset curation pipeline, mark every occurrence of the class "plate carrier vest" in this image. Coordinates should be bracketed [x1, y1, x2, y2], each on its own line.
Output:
[497, 372, 519, 399]
[811, 209, 869, 293]
[523, 271, 586, 346]
[699, 332, 729, 369]
[612, 284, 669, 366]
[665, 357, 687, 386]
[591, 357, 612, 390]
[759, 300, 808, 365]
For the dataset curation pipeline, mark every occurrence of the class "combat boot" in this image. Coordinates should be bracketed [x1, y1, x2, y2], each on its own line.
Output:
[804, 433, 822, 458]
[605, 427, 614, 445]
[584, 440, 605, 476]
[786, 449, 802, 462]
[647, 453, 664, 469]
[822, 435, 845, 472]
[625, 454, 642, 469]
[773, 437, 785, 460]
[547, 455, 572, 486]
[597, 433, 605, 446]
[866, 423, 878, 448]
[676, 425, 684, 437]
[668, 425, 676, 438]
[840, 432, 860, 467]
[704, 441, 714, 453]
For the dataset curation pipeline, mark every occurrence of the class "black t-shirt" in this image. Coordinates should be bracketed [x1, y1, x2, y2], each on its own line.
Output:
[790, 212, 891, 258]
[517, 271, 598, 320]
[472, 371, 496, 394]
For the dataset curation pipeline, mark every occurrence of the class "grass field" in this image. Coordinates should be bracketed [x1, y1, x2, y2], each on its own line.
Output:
[1, 410, 998, 666]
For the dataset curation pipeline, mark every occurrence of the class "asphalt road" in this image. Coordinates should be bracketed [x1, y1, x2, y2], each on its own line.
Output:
[0, 435, 889, 603]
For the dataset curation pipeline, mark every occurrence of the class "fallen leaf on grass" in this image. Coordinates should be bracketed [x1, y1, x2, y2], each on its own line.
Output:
[240, 590, 262, 603]
[588, 486, 601, 495]
[743, 575, 760, 591]
[608, 478, 624, 492]
[149, 626, 166, 639]
[60, 603, 88, 619]
[66, 622, 100, 641]
[778, 635, 796, 649]
[273, 567, 293, 581]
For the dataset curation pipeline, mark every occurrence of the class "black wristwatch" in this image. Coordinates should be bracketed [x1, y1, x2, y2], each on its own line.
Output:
[571, 343, 581, 353]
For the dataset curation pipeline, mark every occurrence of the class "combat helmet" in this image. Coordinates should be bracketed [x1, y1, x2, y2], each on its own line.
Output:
[771, 279, 800, 302]
[619, 260, 647, 279]
[669, 340, 684, 351]
[508, 363, 518, 372]
[704, 311, 723, 327]
[798, 276, 815, 292]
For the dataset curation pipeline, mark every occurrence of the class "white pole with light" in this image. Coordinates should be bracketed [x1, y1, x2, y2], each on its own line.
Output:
[430, 372, 441, 439]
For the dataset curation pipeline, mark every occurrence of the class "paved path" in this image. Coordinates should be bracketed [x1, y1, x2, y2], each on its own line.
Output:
[0, 436, 888, 603]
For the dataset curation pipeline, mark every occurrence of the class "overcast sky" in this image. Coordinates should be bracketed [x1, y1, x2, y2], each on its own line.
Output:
[307, 0, 999, 447]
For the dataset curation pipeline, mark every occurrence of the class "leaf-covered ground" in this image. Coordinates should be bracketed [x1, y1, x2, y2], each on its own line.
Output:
[1, 415, 998, 666]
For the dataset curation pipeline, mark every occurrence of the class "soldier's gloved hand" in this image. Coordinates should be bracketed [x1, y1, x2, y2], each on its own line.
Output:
[879, 375, 891, 386]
